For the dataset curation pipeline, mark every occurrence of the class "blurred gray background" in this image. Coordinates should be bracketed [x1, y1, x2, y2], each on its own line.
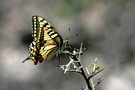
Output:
[0, 0, 135, 90]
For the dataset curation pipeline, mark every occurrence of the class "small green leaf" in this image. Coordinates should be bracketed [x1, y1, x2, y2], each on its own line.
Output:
[88, 64, 94, 68]
[95, 66, 102, 71]
[88, 58, 103, 73]
[94, 58, 98, 64]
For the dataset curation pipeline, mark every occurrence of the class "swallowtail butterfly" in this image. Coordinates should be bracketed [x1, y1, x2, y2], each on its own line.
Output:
[23, 16, 68, 65]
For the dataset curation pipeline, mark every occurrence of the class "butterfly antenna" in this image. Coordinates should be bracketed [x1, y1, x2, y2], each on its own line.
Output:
[68, 28, 71, 31]
[67, 28, 78, 40]
[67, 33, 78, 40]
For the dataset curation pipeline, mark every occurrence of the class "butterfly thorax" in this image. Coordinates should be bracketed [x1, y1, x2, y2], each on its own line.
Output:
[61, 40, 68, 50]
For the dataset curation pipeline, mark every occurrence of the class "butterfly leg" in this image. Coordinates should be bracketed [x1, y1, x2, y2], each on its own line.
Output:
[58, 54, 63, 65]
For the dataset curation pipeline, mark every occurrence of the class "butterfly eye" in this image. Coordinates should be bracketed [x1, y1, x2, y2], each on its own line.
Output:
[64, 40, 69, 46]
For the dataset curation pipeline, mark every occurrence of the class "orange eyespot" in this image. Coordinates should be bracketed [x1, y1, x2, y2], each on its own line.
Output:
[39, 58, 44, 63]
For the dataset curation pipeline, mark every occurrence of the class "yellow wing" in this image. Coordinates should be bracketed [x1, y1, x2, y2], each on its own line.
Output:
[23, 16, 64, 65]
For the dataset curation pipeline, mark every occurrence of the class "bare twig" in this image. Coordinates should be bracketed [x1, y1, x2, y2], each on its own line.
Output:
[94, 76, 106, 87]
[88, 68, 105, 80]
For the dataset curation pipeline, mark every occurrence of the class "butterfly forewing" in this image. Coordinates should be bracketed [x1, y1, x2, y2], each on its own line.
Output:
[23, 15, 65, 65]
[32, 16, 46, 43]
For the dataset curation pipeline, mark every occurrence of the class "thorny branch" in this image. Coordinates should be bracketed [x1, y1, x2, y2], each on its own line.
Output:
[60, 43, 105, 90]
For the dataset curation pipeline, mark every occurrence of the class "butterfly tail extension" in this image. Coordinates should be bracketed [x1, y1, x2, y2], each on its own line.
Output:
[22, 57, 30, 63]
[22, 56, 39, 65]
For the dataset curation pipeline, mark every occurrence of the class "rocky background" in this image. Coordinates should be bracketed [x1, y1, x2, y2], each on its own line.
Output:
[0, 0, 135, 90]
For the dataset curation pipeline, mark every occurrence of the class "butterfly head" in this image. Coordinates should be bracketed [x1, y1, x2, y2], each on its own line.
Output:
[62, 39, 69, 49]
